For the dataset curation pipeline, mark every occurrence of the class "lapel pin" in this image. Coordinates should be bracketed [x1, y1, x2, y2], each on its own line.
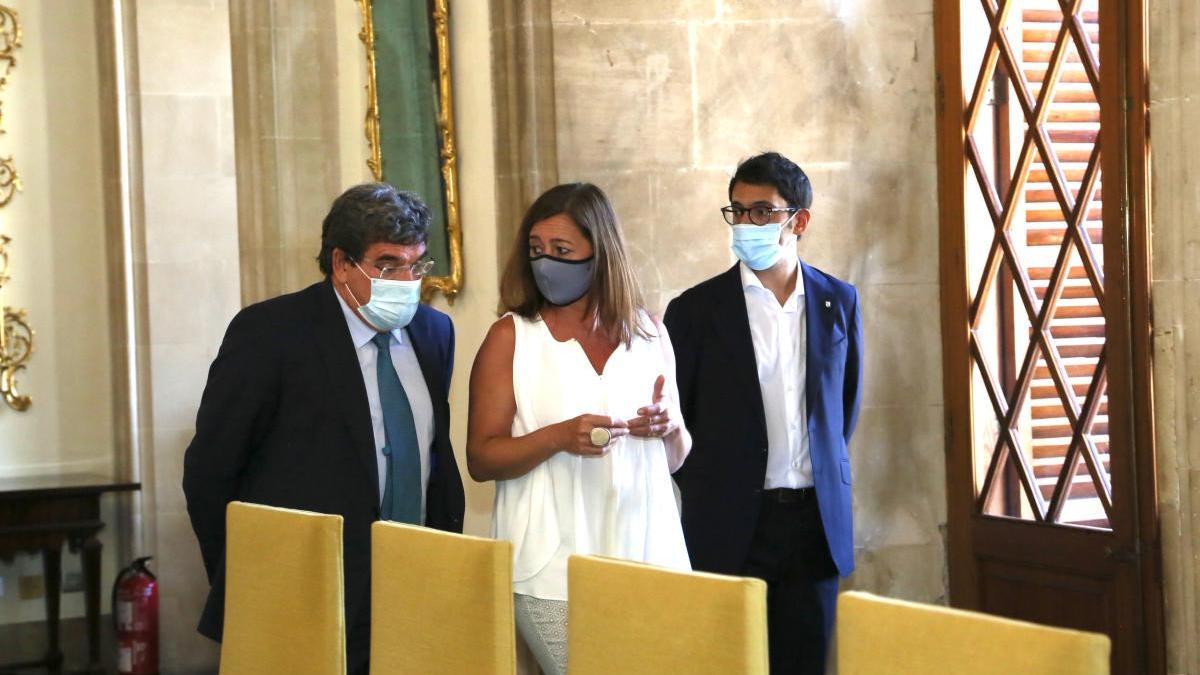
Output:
[824, 300, 832, 309]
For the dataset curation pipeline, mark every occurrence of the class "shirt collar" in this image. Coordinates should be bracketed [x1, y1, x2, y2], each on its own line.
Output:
[739, 259, 806, 300]
[332, 281, 405, 349]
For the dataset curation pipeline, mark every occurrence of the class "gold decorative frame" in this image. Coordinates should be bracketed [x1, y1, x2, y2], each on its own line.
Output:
[0, 4, 30, 411]
[0, 4, 19, 133]
[0, 156, 19, 207]
[357, 0, 463, 304]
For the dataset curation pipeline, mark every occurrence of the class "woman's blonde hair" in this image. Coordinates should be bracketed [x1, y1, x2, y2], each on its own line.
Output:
[500, 182, 649, 346]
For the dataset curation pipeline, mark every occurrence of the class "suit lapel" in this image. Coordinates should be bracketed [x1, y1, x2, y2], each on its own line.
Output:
[803, 262, 836, 418]
[404, 307, 445, 411]
[711, 265, 769, 444]
[311, 281, 380, 500]
[405, 307, 448, 485]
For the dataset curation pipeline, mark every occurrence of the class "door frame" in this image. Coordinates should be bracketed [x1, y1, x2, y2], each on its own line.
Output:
[932, 0, 1163, 672]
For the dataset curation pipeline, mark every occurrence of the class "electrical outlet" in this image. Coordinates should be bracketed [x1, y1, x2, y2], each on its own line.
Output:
[18, 574, 44, 600]
[63, 571, 83, 594]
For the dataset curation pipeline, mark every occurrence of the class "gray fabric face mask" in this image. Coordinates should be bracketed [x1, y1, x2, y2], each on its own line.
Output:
[530, 255, 594, 306]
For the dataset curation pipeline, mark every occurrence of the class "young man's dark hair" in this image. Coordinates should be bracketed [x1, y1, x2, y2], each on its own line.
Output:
[727, 151, 814, 210]
[317, 183, 431, 275]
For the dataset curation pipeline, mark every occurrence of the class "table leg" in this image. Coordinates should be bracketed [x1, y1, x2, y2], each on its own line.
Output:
[81, 536, 103, 673]
[42, 546, 64, 675]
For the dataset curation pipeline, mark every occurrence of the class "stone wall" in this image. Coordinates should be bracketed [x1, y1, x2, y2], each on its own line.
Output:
[131, 0, 240, 669]
[229, 0, 343, 306]
[1148, 0, 1200, 671]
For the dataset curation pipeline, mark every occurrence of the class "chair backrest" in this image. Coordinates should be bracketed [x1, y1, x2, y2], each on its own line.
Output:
[567, 554, 768, 675]
[219, 501, 345, 675]
[369, 522, 516, 675]
[837, 591, 1111, 675]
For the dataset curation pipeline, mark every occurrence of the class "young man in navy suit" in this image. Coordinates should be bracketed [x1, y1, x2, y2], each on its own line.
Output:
[183, 183, 464, 675]
[664, 152, 863, 675]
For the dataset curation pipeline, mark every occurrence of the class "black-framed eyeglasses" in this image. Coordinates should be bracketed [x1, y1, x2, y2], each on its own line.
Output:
[720, 205, 799, 226]
[363, 258, 436, 280]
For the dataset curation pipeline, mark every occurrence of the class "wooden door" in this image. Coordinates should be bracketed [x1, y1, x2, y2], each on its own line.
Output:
[934, 0, 1163, 672]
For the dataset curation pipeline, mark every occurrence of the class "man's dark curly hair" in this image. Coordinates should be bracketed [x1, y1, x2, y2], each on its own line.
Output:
[316, 182, 431, 276]
[728, 151, 814, 210]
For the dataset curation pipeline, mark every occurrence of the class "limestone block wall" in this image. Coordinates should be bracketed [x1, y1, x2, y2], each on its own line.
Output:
[1148, 0, 1200, 671]
[132, 0, 240, 669]
[230, 0, 343, 307]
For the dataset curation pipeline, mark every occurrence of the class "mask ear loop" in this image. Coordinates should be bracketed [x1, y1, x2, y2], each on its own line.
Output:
[778, 209, 804, 246]
[345, 261, 371, 309]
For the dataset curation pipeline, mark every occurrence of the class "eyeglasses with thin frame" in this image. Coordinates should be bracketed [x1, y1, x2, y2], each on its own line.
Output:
[363, 258, 436, 280]
[720, 204, 800, 226]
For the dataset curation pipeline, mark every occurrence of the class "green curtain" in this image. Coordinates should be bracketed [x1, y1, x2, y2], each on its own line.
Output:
[373, 0, 450, 277]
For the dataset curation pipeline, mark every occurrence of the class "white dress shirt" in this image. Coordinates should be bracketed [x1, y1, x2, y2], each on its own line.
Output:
[740, 261, 813, 489]
[335, 289, 434, 520]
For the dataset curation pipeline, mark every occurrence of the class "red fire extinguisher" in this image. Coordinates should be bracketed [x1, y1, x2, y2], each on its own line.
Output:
[112, 556, 159, 675]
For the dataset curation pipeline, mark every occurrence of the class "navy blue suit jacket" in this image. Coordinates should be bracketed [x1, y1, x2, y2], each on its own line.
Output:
[182, 280, 464, 642]
[664, 262, 863, 577]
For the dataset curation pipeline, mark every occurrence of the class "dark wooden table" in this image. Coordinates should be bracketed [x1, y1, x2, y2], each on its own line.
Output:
[0, 474, 140, 675]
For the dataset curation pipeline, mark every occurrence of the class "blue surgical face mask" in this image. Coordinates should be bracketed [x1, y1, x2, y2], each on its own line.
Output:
[530, 255, 594, 306]
[730, 213, 797, 271]
[348, 263, 421, 331]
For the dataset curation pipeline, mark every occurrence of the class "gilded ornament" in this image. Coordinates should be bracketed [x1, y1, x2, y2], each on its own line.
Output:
[357, 0, 463, 303]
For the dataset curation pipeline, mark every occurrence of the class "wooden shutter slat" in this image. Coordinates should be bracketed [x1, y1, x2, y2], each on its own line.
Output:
[1028, 186, 1101, 202]
[1046, 108, 1101, 123]
[1022, 9, 1100, 24]
[1026, 226, 1103, 246]
[1049, 323, 1106, 339]
[1026, 207, 1102, 222]
[1023, 28, 1100, 44]
[1026, 68, 1092, 84]
[1033, 400, 1107, 418]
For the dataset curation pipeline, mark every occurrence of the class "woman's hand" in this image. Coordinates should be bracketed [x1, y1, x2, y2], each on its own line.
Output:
[554, 414, 629, 457]
[627, 375, 679, 439]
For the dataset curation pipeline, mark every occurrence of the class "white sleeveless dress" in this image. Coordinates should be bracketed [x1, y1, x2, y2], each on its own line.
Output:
[492, 312, 691, 601]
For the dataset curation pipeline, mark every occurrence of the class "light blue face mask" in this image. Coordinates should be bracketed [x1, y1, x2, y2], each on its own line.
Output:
[349, 263, 421, 331]
[730, 214, 796, 271]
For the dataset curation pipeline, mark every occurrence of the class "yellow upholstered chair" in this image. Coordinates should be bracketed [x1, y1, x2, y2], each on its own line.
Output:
[837, 591, 1110, 675]
[567, 554, 769, 675]
[219, 501, 346, 675]
[369, 522, 516, 674]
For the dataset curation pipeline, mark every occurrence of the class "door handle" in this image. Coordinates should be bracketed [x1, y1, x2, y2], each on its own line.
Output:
[1105, 544, 1139, 563]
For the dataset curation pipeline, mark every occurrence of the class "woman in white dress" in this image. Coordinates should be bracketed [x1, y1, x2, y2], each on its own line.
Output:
[467, 182, 692, 674]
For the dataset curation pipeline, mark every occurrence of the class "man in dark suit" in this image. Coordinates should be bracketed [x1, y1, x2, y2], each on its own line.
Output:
[664, 152, 863, 675]
[182, 183, 464, 674]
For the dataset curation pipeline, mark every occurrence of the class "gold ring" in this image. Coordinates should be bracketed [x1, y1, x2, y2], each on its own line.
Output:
[589, 427, 611, 447]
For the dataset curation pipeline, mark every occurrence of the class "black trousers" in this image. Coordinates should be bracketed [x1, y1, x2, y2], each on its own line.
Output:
[741, 491, 840, 675]
[348, 619, 369, 675]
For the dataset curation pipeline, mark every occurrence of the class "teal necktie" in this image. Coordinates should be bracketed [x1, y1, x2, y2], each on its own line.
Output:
[372, 332, 422, 524]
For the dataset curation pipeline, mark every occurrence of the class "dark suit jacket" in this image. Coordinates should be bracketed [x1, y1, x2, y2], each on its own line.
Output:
[182, 280, 465, 642]
[664, 262, 863, 577]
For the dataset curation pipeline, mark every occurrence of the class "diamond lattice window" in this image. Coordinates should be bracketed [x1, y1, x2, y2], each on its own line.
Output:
[962, 0, 1110, 529]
